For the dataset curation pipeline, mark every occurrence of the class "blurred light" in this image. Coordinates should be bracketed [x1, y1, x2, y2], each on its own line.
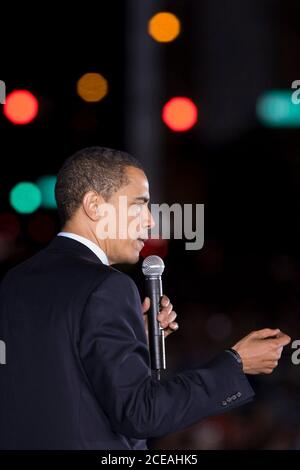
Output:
[148, 12, 181, 43]
[3, 90, 39, 125]
[77, 73, 108, 102]
[140, 237, 168, 259]
[191, 422, 224, 450]
[0, 213, 20, 241]
[162, 97, 198, 131]
[10, 182, 41, 214]
[27, 213, 56, 243]
[36, 175, 57, 209]
[257, 90, 300, 127]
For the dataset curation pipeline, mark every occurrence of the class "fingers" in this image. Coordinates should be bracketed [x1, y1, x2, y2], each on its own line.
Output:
[263, 368, 276, 375]
[144, 294, 179, 335]
[262, 360, 279, 374]
[142, 295, 172, 316]
[157, 296, 179, 334]
[160, 295, 170, 308]
[253, 329, 291, 348]
[141, 297, 150, 314]
[164, 322, 179, 338]
[233, 327, 291, 375]
[158, 309, 177, 329]
[255, 335, 290, 374]
[158, 297, 174, 323]
[254, 328, 281, 339]
[273, 333, 291, 347]
[263, 334, 290, 365]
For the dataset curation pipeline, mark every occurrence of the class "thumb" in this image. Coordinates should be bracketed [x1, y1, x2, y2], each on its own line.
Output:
[142, 297, 151, 315]
[275, 333, 291, 347]
[255, 328, 281, 339]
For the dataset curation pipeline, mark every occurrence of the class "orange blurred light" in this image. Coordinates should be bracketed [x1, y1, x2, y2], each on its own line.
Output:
[162, 97, 198, 132]
[3, 90, 39, 125]
[77, 73, 108, 102]
[148, 12, 181, 43]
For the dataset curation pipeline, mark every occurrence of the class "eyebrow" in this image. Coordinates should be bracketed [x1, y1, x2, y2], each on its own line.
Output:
[133, 196, 150, 203]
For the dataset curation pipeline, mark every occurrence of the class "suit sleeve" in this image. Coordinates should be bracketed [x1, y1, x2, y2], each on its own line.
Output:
[79, 271, 255, 439]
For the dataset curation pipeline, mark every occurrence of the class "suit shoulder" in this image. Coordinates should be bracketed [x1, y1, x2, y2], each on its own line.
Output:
[101, 267, 138, 289]
[0, 253, 41, 284]
[95, 267, 140, 299]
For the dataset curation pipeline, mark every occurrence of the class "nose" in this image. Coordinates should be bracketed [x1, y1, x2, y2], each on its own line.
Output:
[143, 207, 155, 230]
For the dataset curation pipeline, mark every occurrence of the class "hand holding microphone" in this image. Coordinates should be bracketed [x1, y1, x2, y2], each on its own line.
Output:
[142, 295, 178, 339]
[142, 255, 175, 380]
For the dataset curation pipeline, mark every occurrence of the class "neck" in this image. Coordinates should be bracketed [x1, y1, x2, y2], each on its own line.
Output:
[62, 220, 110, 264]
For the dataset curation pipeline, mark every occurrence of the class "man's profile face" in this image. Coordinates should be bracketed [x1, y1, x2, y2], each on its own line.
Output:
[96, 166, 154, 264]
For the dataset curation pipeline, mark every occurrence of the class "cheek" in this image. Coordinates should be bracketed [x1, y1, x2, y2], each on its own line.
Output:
[127, 217, 142, 238]
[119, 238, 136, 251]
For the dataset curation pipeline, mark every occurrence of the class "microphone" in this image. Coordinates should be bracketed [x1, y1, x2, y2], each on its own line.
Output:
[142, 255, 166, 381]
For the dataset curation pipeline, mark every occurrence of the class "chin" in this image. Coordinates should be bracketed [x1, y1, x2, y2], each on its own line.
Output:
[128, 251, 141, 264]
[123, 248, 141, 265]
[115, 250, 140, 265]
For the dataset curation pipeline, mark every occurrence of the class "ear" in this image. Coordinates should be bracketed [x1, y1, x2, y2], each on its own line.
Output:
[82, 191, 104, 221]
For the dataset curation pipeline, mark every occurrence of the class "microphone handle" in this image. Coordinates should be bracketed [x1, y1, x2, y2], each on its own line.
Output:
[145, 276, 166, 379]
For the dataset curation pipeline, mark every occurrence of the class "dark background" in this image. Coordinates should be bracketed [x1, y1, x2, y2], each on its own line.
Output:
[1, 0, 300, 449]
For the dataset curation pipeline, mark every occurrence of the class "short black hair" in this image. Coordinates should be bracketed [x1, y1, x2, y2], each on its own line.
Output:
[55, 146, 144, 225]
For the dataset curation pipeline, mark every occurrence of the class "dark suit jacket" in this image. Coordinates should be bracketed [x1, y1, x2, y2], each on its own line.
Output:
[0, 235, 254, 449]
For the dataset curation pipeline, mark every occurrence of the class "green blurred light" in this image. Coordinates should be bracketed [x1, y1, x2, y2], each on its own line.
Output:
[10, 182, 41, 214]
[257, 90, 300, 127]
[36, 175, 57, 209]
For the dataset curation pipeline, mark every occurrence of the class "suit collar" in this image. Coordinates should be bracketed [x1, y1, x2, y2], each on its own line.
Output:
[46, 235, 107, 265]
[57, 232, 109, 265]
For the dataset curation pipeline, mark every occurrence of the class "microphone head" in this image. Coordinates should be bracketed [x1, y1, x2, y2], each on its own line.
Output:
[142, 255, 165, 277]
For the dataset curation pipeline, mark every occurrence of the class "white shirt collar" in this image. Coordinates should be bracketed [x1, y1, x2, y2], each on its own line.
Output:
[57, 232, 109, 265]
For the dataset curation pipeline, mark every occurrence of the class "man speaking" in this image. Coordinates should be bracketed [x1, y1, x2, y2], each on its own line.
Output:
[0, 147, 290, 449]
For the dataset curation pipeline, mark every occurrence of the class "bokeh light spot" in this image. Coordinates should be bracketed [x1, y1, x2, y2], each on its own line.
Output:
[77, 73, 108, 102]
[162, 97, 198, 132]
[10, 182, 41, 214]
[3, 90, 39, 125]
[148, 12, 181, 42]
[36, 175, 57, 209]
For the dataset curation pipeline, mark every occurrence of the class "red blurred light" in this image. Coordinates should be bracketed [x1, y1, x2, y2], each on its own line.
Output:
[140, 238, 168, 259]
[3, 90, 39, 125]
[162, 97, 198, 132]
[0, 213, 21, 241]
[27, 213, 56, 243]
